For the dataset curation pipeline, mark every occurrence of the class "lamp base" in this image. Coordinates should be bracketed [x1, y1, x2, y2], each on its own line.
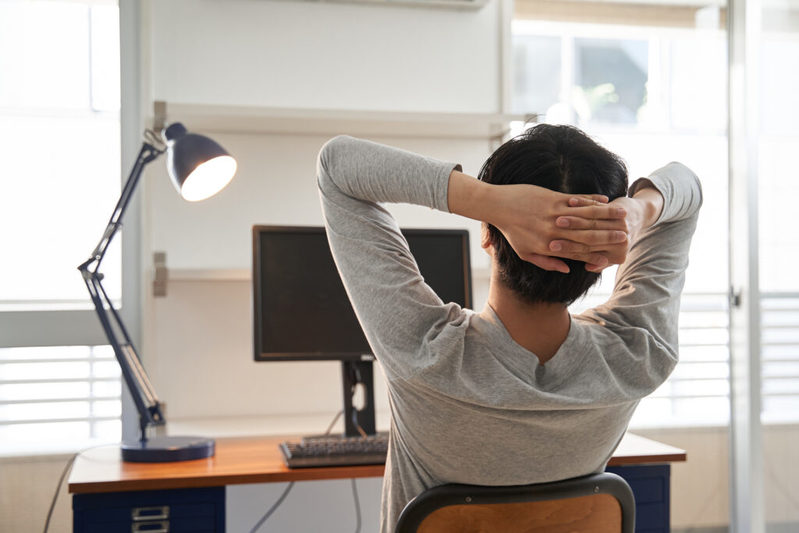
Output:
[121, 436, 215, 463]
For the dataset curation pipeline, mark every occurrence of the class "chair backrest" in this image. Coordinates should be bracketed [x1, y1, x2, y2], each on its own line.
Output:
[395, 472, 635, 533]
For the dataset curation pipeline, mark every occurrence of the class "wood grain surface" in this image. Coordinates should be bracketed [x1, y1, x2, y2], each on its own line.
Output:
[68, 433, 685, 494]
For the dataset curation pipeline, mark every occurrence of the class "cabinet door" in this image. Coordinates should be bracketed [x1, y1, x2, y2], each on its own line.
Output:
[73, 486, 225, 533]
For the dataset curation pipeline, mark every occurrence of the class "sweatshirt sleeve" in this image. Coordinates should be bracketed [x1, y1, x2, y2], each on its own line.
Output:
[316, 135, 463, 380]
[576, 162, 703, 393]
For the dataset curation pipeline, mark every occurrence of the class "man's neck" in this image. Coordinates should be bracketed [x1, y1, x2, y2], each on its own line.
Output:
[482, 270, 570, 364]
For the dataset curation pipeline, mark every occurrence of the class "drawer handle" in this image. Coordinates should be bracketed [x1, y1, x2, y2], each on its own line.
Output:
[131, 506, 170, 521]
[131, 520, 169, 533]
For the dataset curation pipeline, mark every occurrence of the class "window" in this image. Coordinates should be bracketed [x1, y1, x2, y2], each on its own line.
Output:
[0, 0, 122, 455]
[513, 2, 732, 427]
[0, 0, 121, 309]
[758, 19, 799, 423]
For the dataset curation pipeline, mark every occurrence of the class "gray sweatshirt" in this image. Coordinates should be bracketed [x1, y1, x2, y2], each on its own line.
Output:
[316, 135, 702, 533]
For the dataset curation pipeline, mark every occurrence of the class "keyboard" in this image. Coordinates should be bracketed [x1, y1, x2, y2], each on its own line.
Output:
[279, 433, 389, 468]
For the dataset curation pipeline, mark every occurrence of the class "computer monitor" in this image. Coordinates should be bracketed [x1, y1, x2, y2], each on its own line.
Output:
[252, 225, 472, 436]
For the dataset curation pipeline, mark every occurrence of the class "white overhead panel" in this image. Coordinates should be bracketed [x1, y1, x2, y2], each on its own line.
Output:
[274, 0, 488, 9]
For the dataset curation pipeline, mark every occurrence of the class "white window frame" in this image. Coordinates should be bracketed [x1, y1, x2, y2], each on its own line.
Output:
[118, 0, 142, 445]
[0, 0, 141, 455]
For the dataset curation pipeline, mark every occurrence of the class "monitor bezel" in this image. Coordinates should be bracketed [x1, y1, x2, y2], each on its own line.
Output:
[252, 224, 472, 362]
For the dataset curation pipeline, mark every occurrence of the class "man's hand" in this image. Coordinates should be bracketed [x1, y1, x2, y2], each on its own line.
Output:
[488, 185, 629, 273]
[447, 170, 629, 273]
[548, 183, 664, 271]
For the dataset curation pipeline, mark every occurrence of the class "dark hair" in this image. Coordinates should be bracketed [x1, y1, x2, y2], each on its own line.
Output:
[479, 124, 628, 305]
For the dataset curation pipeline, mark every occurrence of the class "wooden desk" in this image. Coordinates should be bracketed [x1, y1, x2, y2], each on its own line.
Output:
[69, 433, 685, 532]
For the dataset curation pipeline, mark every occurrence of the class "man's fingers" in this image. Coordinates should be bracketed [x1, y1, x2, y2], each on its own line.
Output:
[550, 240, 587, 254]
[548, 249, 609, 266]
[568, 195, 609, 206]
[586, 254, 609, 268]
[585, 260, 612, 272]
[547, 250, 610, 268]
[564, 203, 627, 220]
[573, 229, 628, 246]
[555, 216, 628, 232]
[525, 253, 571, 273]
[550, 231, 627, 251]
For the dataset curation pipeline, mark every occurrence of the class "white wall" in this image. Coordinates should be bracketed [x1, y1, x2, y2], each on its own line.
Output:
[149, 0, 500, 113]
[145, 132, 492, 271]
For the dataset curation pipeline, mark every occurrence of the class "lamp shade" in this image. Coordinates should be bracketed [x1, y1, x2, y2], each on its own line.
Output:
[163, 122, 237, 202]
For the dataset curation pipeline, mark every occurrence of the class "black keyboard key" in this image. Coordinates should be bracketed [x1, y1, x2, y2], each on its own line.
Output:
[280, 433, 388, 468]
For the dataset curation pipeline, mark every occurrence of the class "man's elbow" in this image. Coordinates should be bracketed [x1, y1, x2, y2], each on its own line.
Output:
[316, 135, 352, 185]
[669, 161, 703, 210]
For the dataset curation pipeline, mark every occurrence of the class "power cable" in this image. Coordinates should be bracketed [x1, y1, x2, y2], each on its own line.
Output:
[351, 478, 362, 533]
[248, 410, 344, 532]
[248, 481, 295, 533]
[43, 452, 78, 533]
[324, 410, 343, 436]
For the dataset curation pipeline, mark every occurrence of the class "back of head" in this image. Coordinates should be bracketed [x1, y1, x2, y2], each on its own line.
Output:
[479, 124, 628, 305]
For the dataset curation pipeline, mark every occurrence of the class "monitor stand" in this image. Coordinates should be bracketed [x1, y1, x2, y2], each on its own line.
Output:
[341, 360, 377, 437]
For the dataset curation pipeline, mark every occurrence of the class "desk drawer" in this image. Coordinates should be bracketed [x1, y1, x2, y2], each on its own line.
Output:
[606, 464, 670, 533]
[73, 487, 224, 533]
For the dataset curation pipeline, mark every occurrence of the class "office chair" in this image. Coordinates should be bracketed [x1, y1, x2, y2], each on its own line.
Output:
[395, 472, 635, 533]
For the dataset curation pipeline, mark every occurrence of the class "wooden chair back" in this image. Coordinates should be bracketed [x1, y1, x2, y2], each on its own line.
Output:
[395, 472, 635, 533]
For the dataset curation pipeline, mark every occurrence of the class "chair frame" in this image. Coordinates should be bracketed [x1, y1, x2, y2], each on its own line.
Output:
[395, 472, 635, 533]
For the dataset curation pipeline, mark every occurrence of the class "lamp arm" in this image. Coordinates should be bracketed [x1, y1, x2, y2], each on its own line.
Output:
[78, 140, 166, 443]
[80, 142, 163, 274]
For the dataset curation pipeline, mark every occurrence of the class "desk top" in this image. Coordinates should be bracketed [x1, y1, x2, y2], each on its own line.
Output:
[68, 432, 686, 495]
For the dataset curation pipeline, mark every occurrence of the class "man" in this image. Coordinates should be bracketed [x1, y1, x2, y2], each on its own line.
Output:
[316, 124, 701, 533]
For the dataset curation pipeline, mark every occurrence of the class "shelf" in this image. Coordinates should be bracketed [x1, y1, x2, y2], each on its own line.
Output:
[154, 101, 534, 140]
[164, 267, 489, 283]
[168, 269, 251, 281]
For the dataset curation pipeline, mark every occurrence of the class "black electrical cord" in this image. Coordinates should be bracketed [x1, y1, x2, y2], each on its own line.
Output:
[324, 410, 343, 436]
[248, 481, 296, 533]
[351, 478, 362, 533]
[248, 410, 347, 532]
[43, 452, 79, 533]
[349, 415, 367, 533]
[44, 444, 118, 533]
[334, 410, 364, 532]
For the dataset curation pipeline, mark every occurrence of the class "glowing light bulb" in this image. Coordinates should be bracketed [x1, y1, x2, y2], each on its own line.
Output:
[179, 155, 237, 202]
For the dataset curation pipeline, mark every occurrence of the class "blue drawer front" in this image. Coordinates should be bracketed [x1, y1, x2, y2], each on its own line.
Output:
[73, 486, 225, 533]
[606, 464, 670, 533]
[81, 501, 216, 524]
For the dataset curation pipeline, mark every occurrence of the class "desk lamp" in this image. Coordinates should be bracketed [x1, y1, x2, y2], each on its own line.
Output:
[78, 123, 236, 462]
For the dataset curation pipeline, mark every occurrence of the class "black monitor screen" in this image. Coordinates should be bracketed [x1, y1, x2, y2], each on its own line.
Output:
[253, 226, 471, 361]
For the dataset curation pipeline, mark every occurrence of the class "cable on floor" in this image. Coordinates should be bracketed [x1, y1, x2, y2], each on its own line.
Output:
[44, 445, 111, 533]
[351, 478, 362, 533]
[43, 452, 78, 533]
[248, 410, 364, 532]
[248, 481, 296, 533]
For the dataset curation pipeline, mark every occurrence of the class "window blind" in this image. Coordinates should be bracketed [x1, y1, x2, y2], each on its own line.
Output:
[0, 345, 121, 455]
[575, 291, 799, 426]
